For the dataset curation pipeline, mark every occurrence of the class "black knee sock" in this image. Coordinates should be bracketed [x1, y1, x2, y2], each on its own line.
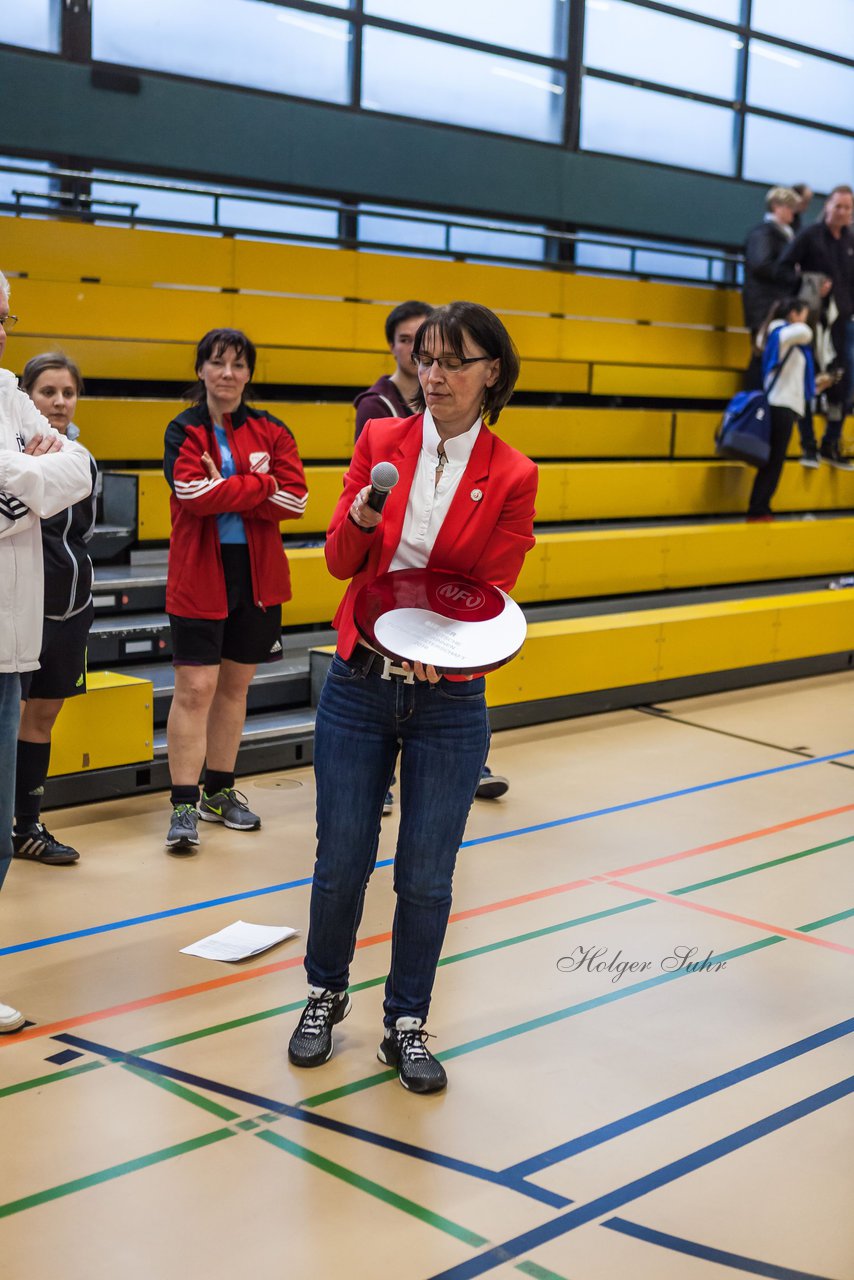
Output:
[203, 770, 234, 797]
[170, 784, 200, 808]
[15, 740, 51, 831]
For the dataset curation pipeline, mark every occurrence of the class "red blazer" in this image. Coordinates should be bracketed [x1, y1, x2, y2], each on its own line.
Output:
[326, 414, 538, 661]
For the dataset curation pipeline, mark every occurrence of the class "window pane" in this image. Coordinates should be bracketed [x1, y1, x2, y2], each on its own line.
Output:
[218, 196, 339, 241]
[362, 28, 565, 141]
[575, 231, 720, 281]
[742, 114, 854, 193]
[747, 41, 854, 131]
[90, 173, 215, 226]
[92, 0, 352, 105]
[664, 0, 741, 19]
[580, 77, 736, 174]
[358, 211, 449, 253]
[0, 157, 54, 211]
[0, 0, 60, 52]
[363, 0, 568, 59]
[449, 223, 546, 262]
[584, 1, 739, 99]
[751, 0, 854, 62]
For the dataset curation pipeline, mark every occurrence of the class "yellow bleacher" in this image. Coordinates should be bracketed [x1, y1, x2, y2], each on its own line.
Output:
[122, 460, 854, 542]
[76, 400, 850, 463]
[2, 214, 749, 395]
[486, 589, 854, 708]
[284, 521, 854, 628]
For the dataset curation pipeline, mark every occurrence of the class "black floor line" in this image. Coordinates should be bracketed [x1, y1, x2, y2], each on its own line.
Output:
[636, 706, 819, 760]
[638, 707, 854, 770]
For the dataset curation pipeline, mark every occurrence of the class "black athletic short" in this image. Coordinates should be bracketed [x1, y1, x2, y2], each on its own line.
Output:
[20, 600, 95, 702]
[170, 544, 283, 667]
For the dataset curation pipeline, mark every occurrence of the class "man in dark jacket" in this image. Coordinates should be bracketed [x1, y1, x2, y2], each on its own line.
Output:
[742, 187, 799, 388]
[354, 300, 432, 441]
[779, 185, 854, 469]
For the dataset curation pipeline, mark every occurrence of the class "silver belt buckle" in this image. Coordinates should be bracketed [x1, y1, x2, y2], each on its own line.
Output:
[380, 655, 415, 684]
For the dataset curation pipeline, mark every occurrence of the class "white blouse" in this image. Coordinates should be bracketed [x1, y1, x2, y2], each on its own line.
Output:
[389, 409, 482, 571]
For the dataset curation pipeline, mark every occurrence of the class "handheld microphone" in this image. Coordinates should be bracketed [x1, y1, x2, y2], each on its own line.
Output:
[366, 461, 399, 513]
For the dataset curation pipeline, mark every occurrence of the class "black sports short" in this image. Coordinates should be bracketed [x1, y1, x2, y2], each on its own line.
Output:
[20, 600, 95, 702]
[169, 544, 283, 667]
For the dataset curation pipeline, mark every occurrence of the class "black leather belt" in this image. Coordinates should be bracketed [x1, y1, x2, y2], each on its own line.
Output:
[349, 644, 416, 683]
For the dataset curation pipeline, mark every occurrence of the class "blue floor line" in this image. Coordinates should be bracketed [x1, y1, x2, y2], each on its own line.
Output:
[426, 1076, 854, 1280]
[4, 746, 851, 958]
[503, 1016, 854, 1177]
[602, 1217, 839, 1280]
[51, 1032, 570, 1210]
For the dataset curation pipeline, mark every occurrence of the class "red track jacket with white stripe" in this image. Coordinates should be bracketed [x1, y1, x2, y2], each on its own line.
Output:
[163, 402, 308, 619]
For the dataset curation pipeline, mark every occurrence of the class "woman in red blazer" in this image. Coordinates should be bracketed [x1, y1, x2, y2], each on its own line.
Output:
[288, 302, 537, 1093]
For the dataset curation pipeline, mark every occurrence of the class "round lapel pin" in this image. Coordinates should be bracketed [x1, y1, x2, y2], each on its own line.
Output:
[471, 488, 483, 502]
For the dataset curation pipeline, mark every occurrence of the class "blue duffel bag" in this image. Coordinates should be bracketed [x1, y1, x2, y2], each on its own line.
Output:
[715, 348, 794, 467]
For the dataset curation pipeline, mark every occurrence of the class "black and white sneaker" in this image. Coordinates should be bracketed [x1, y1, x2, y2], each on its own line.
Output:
[165, 804, 200, 853]
[199, 788, 261, 830]
[12, 823, 79, 865]
[820, 444, 854, 471]
[378, 1017, 447, 1093]
[383, 789, 395, 817]
[799, 451, 821, 469]
[475, 765, 509, 800]
[288, 987, 351, 1067]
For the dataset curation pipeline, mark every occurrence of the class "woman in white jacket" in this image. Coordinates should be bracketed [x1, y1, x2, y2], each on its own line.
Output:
[0, 271, 92, 1033]
[748, 298, 814, 521]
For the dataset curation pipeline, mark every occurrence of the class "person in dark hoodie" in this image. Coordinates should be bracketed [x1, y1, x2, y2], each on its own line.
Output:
[13, 353, 98, 866]
[354, 302, 510, 804]
[354, 300, 433, 441]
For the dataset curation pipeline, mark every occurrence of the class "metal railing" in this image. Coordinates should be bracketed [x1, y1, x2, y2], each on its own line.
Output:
[0, 160, 743, 287]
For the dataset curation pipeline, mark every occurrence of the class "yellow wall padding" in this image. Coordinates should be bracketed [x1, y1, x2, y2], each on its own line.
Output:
[127, 459, 854, 540]
[49, 671, 153, 776]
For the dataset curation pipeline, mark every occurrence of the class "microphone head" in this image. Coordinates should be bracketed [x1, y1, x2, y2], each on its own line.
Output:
[370, 461, 399, 493]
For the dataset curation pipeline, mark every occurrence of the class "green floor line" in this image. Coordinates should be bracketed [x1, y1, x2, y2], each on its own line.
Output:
[0, 1128, 236, 1218]
[299, 912, 852, 1108]
[121, 1063, 242, 1121]
[4, 837, 846, 1107]
[515, 1261, 573, 1280]
[673, 834, 854, 896]
[256, 1128, 489, 1247]
[0, 1058, 103, 1099]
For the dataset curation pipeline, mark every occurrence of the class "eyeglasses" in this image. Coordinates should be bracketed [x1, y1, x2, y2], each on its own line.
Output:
[412, 353, 492, 373]
[0, 314, 18, 331]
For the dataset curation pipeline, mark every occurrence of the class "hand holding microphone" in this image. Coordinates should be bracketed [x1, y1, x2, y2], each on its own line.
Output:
[350, 461, 399, 529]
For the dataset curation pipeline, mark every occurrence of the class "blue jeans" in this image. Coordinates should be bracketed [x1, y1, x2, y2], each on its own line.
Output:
[306, 654, 490, 1026]
[0, 673, 21, 892]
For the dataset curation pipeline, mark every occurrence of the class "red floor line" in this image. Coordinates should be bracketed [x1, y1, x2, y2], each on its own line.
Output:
[600, 802, 854, 880]
[4, 804, 848, 1045]
[606, 879, 854, 956]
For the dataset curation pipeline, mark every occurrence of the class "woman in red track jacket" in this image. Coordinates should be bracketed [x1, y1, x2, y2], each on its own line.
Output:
[162, 328, 307, 853]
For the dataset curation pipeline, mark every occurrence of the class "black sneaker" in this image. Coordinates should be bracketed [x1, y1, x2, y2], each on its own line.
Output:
[199, 788, 261, 830]
[475, 765, 509, 800]
[378, 1017, 447, 1094]
[165, 804, 200, 853]
[288, 988, 351, 1067]
[799, 451, 820, 469]
[383, 789, 394, 817]
[12, 823, 80, 865]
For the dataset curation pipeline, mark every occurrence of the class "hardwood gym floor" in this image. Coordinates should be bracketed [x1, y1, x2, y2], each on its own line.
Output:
[2, 672, 852, 1280]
